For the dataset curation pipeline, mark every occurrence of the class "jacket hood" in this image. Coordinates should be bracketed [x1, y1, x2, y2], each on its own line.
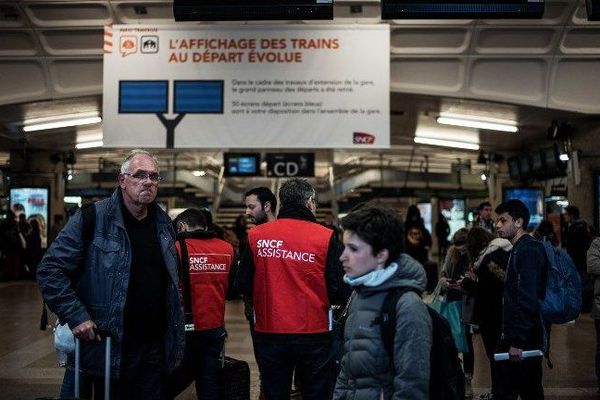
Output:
[362, 253, 427, 293]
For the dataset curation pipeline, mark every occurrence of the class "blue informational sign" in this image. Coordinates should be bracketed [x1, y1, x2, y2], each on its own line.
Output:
[502, 187, 544, 230]
[174, 80, 224, 114]
[119, 80, 169, 113]
[224, 153, 260, 177]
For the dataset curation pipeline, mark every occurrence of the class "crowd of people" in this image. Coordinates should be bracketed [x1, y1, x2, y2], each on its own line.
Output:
[0, 203, 45, 280]
[25, 148, 599, 400]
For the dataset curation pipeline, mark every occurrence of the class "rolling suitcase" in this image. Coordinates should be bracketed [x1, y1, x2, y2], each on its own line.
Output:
[218, 351, 250, 400]
[37, 331, 112, 400]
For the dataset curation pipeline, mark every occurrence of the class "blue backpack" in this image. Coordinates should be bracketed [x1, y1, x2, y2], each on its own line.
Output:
[540, 239, 582, 324]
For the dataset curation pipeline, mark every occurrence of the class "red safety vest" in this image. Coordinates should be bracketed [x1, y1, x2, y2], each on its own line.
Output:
[249, 218, 333, 334]
[176, 237, 234, 331]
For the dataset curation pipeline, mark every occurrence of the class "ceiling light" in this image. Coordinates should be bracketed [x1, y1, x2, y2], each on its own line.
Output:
[76, 130, 103, 144]
[437, 113, 518, 133]
[23, 112, 101, 132]
[559, 153, 570, 161]
[414, 137, 480, 151]
[481, 173, 488, 181]
[75, 141, 103, 149]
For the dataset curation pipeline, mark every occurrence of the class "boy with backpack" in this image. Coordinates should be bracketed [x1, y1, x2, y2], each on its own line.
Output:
[494, 199, 548, 400]
[334, 203, 433, 400]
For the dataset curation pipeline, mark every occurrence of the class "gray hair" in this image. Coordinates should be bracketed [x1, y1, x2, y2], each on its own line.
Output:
[279, 178, 315, 209]
[120, 149, 159, 174]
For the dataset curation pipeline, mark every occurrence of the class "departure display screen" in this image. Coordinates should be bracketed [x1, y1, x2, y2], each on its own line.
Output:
[119, 81, 169, 113]
[224, 153, 261, 177]
[382, 0, 544, 19]
[174, 80, 224, 114]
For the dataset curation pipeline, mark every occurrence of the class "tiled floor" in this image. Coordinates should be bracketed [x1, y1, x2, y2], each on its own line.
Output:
[0, 280, 599, 399]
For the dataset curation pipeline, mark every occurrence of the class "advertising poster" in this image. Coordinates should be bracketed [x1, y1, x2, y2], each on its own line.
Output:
[439, 198, 466, 240]
[10, 187, 49, 247]
[103, 25, 390, 149]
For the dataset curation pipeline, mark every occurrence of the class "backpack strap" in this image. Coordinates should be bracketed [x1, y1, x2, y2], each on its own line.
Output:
[380, 287, 422, 365]
[177, 238, 194, 326]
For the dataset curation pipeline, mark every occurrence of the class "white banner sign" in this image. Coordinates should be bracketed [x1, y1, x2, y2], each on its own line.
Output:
[103, 25, 390, 149]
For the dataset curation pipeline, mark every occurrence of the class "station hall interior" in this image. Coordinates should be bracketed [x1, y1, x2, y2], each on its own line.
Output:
[2, 0, 600, 399]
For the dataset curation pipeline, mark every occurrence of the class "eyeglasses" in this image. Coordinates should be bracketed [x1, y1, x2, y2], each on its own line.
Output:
[122, 171, 162, 182]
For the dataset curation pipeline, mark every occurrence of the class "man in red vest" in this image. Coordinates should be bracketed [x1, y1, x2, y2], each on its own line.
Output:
[235, 178, 345, 400]
[164, 208, 235, 400]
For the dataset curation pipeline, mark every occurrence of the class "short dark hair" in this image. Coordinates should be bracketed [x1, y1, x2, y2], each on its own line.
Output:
[466, 227, 496, 263]
[12, 203, 25, 212]
[341, 202, 404, 266]
[198, 208, 214, 228]
[565, 205, 580, 220]
[479, 201, 492, 211]
[174, 208, 206, 230]
[495, 199, 530, 229]
[245, 187, 277, 214]
[279, 178, 314, 209]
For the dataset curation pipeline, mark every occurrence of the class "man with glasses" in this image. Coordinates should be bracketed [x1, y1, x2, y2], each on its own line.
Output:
[235, 178, 345, 400]
[37, 149, 184, 400]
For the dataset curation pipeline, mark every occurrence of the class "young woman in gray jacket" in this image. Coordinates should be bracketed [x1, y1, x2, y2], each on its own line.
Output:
[333, 203, 432, 400]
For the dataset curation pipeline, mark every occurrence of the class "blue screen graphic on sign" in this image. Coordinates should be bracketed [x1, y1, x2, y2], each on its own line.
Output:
[119, 81, 169, 113]
[503, 187, 543, 229]
[174, 80, 224, 114]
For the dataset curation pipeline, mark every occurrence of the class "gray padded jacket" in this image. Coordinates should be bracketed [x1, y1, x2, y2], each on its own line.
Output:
[587, 237, 600, 319]
[333, 254, 432, 400]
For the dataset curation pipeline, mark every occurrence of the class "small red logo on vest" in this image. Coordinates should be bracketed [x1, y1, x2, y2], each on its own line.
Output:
[353, 132, 375, 144]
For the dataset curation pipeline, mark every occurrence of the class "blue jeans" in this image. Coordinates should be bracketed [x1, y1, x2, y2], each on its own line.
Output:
[254, 340, 332, 400]
[164, 328, 226, 400]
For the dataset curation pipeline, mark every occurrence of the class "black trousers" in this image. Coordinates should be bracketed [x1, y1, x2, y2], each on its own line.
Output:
[163, 329, 226, 400]
[495, 346, 544, 400]
[254, 340, 332, 400]
[479, 321, 502, 397]
[92, 340, 164, 400]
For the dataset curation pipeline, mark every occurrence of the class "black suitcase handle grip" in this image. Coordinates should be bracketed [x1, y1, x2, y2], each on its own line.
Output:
[94, 328, 112, 338]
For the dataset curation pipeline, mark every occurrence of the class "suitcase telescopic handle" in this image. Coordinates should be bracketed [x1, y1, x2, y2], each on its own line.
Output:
[74, 329, 113, 400]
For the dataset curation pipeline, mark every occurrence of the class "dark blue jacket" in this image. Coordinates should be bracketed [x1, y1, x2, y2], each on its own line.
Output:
[502, 234, 547, 350]
[37, 189, 185, 378]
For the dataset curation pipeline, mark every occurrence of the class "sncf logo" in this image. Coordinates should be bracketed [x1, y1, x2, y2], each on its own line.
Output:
[353, 132, 375, 145]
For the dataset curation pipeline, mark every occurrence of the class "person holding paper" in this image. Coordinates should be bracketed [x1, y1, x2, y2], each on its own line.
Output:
[494, 199, 548, 400]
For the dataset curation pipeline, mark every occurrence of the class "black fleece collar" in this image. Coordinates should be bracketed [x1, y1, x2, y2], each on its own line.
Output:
[176, 229, 218, 240]
[277, 205, 317, 223]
